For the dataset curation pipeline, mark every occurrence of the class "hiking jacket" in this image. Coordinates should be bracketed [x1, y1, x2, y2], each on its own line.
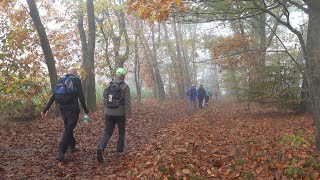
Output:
[198, 87, 206, 99]
[103, 78, 131, 117]
[205, 89, 211, 97]
[43, 74, 89, 114]
[186, 87, 198, 101]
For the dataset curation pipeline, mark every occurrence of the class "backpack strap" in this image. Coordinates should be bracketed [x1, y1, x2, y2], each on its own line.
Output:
[117, 81, 125, 86]
[109, 81, 125, 86]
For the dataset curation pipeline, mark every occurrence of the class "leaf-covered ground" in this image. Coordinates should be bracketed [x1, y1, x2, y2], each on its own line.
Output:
[1, 98, 319, 179]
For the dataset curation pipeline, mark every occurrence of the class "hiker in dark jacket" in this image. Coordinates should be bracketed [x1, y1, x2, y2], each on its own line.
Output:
[214, 90, 219, 100]
[97, 68, 132, 163]
[41, 67, 89, 162]
[198, 84, 206, 109]
[186, 84, 198, 112]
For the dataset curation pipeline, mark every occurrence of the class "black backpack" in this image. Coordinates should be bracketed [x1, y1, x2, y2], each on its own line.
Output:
[54, 76, 77, 104]
[189, 88, 196, 97]
[104, 81, 125, 108]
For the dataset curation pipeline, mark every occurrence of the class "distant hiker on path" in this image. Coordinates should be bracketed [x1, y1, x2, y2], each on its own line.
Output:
[214, 90, 219, 101]
[197, 84, 206, 109]
[41, 67, 89, 162]
[204, 88, 211, 107]
[97, 68, 132, 163]
[186, 84, 198, 112]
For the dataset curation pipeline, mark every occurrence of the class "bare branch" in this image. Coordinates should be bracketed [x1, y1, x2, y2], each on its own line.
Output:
[195, 49, 300, 65]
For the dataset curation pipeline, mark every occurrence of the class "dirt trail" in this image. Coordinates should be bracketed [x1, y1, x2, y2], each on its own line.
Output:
[0, 98, 318, 179]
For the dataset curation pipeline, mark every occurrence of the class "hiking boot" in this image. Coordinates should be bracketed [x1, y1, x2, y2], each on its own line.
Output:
[97, 147, 104, 163]
[56, 152, 65, 162]
[116, 151, 125, 156]
[68, 146, 80, 153]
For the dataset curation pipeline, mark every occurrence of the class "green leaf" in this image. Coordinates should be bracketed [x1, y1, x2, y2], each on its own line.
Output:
[6, 87, 12, 93]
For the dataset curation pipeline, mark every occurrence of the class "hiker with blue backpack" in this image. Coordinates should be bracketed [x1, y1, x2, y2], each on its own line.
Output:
[186, 84, 198, 111]
[41, 67, 89, 162]
[97, 68, 132, 163]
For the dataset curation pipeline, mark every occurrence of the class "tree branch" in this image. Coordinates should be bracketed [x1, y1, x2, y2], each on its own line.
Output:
[195, 49, 292, 64]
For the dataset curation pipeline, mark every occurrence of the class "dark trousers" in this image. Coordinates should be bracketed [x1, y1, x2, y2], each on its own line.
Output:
[98, 115, 126, 152]
[199, 97, 204, 108]
[205, 96, 209, 107]
[205, 96, 209, 103]
[59, 107, 80, 154]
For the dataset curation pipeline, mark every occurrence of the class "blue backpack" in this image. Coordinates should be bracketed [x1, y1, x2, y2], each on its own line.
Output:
[54, 76, 77, 104]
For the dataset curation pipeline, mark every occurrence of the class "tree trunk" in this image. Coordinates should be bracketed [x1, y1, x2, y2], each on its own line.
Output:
[86, 0, 96, 111]
[134, 30, 142, 103]
[150, 67, 158, 98]
[172, 18, 186, 99]
[150, 25, 158, 98]
[77, 10, 88, 101]
[300, 76, 308, 112]
[258, 13, 267, 69]
[151, 24, 165, 100]
[164, 23, 184, 99]
[98, 16, 114, 77]
[305, 0, 320, 150]
[26, 0, 58, 89]
[139, 25, 165, 100]
[178, 23, 191, 88]
[116, 10, 130, 68]
[107, 9, 129, 70]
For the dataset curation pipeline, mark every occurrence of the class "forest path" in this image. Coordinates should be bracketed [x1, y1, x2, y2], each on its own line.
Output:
[0, 98, 318, 179]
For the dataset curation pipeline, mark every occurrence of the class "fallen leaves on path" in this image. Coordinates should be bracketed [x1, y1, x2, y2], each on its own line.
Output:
[0, 98, 319, 179]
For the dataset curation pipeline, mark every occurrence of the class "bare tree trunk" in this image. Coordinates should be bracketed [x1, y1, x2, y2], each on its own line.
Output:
[107, 9, 129, 70]
[98, 15, 114, 76]
[178, 23, 191, 88]
[305, 0, 320, 149]
[189, 25, 198, 84]
[116, 10, 130, 68]
[77, 10, 88, 100]
[258, 13, 267, 69]
[151, 24, 165, 100]
[150, 67, 158, 98]
[168, 68, 173, 98]
[26, 0, 58, 89]
[164, 23, 183, 99]
[138, 29, 157, 98]
[173, 18, 186, 99]
[134, 27, 142, 103]
[139, 25, 165, 99]
[150, 25, 158, 99]
[86, 0, 96, 111]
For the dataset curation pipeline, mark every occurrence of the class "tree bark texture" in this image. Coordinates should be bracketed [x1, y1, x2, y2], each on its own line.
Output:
[86, 0, 97, 111]
[305, 0, 320, 150]
[26, 0, 58, 90]
[151, 24, 165, 100]
[178, 23, 192, 88]
[77, 11, 88, 101]
[172, 19, 186, 99]
[164, 24, 184, 99]
[134, 32, 142, 103]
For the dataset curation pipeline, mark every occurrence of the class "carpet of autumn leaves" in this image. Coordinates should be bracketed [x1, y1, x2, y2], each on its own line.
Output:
[1, 98, 320, 179]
